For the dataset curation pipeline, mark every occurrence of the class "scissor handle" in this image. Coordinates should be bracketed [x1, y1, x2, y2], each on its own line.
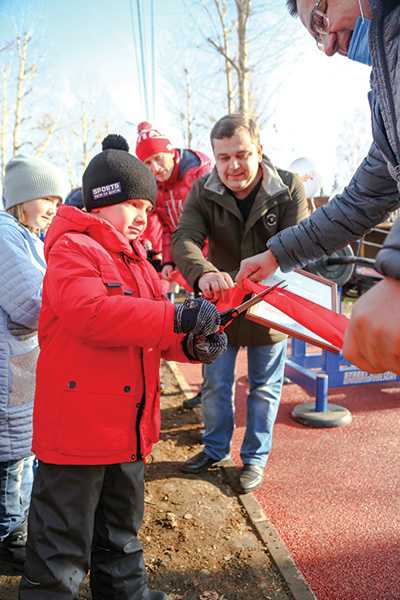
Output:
[219, 308, 239, 328]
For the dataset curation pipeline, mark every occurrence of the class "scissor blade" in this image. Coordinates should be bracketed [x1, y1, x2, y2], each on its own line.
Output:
[235, 280, 286, 315]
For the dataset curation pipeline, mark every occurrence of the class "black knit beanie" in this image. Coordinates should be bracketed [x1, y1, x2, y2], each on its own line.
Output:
[82, 134, 157, 211]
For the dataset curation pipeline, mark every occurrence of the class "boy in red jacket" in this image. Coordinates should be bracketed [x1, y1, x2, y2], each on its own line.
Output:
[19, 135, 227, 600]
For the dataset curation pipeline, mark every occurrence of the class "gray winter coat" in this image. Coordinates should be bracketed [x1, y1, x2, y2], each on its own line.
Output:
[269, 0, 400, 279]
[0, 211, 45, 461]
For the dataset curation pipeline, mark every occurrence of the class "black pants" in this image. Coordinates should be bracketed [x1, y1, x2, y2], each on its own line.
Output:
[19, 461, 150, 599]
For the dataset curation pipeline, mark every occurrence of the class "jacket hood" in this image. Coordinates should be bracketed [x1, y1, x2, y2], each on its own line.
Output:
[0, 209, 25, 228]
[160, 149, 212, 190]
[44, 205, 146, 262]
[0, 209, 42, 241]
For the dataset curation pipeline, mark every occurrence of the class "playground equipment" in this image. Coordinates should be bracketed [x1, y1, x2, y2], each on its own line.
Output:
[286, 252, 400, 427]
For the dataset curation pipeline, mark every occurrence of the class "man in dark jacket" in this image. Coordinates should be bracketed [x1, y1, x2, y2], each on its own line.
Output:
[172, 113, 308, 492]
[237, 0, 400, 376]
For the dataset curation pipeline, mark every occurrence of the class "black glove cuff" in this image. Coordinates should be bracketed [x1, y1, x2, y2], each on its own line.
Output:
[182, 333, 197, 361]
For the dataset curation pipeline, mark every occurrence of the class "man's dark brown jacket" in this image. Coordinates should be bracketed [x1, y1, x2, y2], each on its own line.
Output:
[172, 156, 308, 346]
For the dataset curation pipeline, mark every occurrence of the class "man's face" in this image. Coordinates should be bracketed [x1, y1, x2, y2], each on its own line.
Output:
[213, 128, 262, 198]
[297, 0, 371, 57]
[144, 152, 175, 183]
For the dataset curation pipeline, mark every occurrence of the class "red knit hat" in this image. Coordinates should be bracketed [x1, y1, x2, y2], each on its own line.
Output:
[135, 121, 174, 161]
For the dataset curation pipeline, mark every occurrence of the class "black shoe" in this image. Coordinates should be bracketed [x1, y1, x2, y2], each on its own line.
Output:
[240, 465, 264, 493]
[182, 391, 202, 409]
[0, 521, 27, 572]
[181, 450, 221, 474]
[3, 522, 27, 547]
[0, 540, 26, 574]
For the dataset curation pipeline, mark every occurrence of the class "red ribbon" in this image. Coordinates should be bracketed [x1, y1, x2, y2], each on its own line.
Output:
[216, 280, 349, 351]
[168, 270, 192, 292]
[161, 272, 349, 351]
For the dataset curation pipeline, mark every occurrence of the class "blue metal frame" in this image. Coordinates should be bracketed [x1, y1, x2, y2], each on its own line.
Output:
[285, 338, 400, 412]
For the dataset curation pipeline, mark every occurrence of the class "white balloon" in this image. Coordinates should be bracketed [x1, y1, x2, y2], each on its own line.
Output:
[288, 157, 322, 198]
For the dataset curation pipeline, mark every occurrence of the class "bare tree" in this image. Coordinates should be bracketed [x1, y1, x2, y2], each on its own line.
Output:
[57, 133, 76, 189]
[235, 0, 251, 115]
[33, 113, 58, 156]
[54, 99, 110, 188]
[201, 0, 256, 118]
[174, 0, 304, 137]
[0, 30, 62, 179]
[181, 67, 193, 148]
[205, 0, 235, 113]
[334, 111, 372, 194]
[0, 64, 11, 179]
[77, 101, 109, 172]
[13, 33, 37, 155]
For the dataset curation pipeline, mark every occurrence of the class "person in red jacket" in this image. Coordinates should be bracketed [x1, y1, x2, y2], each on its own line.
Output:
[136, 121, 212, 281]
[19, 135, 227, 600]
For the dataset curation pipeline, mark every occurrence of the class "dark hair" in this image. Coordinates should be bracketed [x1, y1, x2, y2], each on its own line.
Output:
[210, 113, 260, 148]
[286, 0, 298, 16]
[65, 187, 84, 209]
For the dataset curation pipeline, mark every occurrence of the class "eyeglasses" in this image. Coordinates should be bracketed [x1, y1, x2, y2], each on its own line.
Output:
[310, 0, 329, 51]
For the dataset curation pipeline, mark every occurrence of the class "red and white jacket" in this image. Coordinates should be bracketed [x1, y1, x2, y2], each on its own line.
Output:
[32, 205, 190, 465]
[144, 149, 211, 264]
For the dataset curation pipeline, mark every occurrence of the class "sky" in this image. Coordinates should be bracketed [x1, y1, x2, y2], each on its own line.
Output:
[0, 0, 372, 194]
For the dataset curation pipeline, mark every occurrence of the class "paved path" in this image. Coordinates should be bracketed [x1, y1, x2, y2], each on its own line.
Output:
[177, 350, 400, 600]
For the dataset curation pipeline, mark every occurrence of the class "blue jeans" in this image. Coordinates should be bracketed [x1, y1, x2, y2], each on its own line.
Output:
[0, 456, 36, 540]
[202, 341, 287, 467]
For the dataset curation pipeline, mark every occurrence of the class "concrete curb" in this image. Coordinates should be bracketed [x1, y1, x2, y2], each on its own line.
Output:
[165, 360, 317, 600]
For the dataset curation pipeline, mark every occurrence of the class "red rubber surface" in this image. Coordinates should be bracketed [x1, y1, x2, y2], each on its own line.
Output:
[177, 352, 400, 599]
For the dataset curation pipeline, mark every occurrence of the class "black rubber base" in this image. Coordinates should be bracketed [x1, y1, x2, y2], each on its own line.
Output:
[291, 402, 352, 428]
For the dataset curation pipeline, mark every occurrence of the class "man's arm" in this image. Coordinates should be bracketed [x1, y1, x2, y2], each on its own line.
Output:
[269, 141, 400, 271]
[375, 220, 400, 279]
[237, 141, 400, 283]
[171, 180, 218, 287]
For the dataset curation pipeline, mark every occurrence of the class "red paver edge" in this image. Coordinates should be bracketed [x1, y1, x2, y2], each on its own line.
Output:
[165, 360, 317, 600]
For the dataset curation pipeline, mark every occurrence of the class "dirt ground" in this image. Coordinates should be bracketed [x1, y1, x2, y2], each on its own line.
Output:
[0, 362, 292, 600]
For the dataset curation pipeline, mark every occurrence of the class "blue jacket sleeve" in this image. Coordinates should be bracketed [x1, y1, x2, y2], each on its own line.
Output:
[268, 141, 400, 271]
[0, 227, 43, 328]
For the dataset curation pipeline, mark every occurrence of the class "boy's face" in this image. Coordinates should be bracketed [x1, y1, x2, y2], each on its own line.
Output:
[93, 199, 153, 241]
[144, 152, 175, 183]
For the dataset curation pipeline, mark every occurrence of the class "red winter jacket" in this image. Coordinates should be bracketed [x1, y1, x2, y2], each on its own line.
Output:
[148, 149, 211, 264]
[32, 205, 189, 465]
[143, 210, 163, 255]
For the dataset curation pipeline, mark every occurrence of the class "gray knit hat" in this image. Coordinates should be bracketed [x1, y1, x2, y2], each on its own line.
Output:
[3, 155, 66, 209]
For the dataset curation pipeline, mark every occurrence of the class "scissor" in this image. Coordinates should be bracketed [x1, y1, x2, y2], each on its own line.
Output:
[219, 280, 287, 330]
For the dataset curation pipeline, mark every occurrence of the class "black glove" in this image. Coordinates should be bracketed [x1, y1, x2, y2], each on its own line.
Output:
[183, 332, 228, 364]
[174, 297, 220, 336]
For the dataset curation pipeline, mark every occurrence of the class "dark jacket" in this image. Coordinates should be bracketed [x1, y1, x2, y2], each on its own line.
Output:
[269, 0, 400, 280]
[172, 157, 308, 346]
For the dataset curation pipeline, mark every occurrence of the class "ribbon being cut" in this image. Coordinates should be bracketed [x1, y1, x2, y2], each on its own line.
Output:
[165, 269, 349, 351]
[216, 277, 349, 352]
